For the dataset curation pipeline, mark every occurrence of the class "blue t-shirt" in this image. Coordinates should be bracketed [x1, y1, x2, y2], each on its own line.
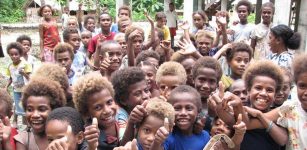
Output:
[163, 128, 210, 150]
[111, 24, 119, 33]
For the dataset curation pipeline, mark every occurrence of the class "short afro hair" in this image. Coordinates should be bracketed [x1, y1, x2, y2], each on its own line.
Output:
[135, 50, 160, 66]
[22, 77, 66, 110]
[0, 89, 13, 116]
[292, 54, 307, 83]
[111, 67, 145, 108]
[118, 5, 131, 17]
[125, 25, 145, 42]
[192, 56, 223, 81]
[156, 61, 187, 85]
[47, 107, 84, 135]
[236, 0, 253, 14]
[243, 60, 283, 92]
[83, 15, 95, 28]
[63, 28, 79, 42]
[38, 5, 54, 17]
[73, 72, 114, 116]
[226, 42, 252, 62]
[53, 43, 74, 60]
[6, 42, 23, 55]
[144, 97, 175, 126]
[16, 35, 32, 47]
[32, 63, 69, 91]
[169, 85, 202, 112]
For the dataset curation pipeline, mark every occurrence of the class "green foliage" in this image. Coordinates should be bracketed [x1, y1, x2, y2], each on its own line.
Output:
[0, 0, 26, 23]
[132, 0, 163, 14]
[248, 13, 255, 24]
[98, 0, 116, 20]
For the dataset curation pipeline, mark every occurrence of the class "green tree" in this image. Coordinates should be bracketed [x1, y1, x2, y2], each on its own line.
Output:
[0, 0, 25, 23]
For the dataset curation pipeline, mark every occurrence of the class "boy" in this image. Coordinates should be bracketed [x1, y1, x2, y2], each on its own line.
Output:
[165, 2, 178, 48]
[80, 30, 92, 55]
[111, 5, 131, 33]
[16, 35, 39, 72]
[155, 12, 170, 41]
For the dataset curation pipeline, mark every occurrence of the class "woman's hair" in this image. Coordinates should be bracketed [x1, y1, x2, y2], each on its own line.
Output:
[111, 67, 145, 108]
[6, 42, 24, 55]
[38, 5, 54, 17]
[192, 10, 209, 24]
[135, 50, 160, 66]
[192, 56, 223, 81]
[243, 60, 283, 92]
[226, 42, 253, 62]
[270, 24, 301, 50]
[156, 61, 187, 85]
[47, 107, 84, 135]
[292, 54, 307, 83]
[16, 35, 32, 47]
[235, 0, 253, 13]
[53, 43, 74, 60]
[22, 77, 66, 110]
[0, 89, 13, 116]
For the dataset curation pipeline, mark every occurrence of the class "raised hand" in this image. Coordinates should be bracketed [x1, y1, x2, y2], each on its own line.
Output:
[177, 39, 197, 55]
[179, 21, 190, 30]
[244, 106, 262, 118]
[154, 118, 170, 145]
[99, 52, 111, 76]
[46, 125, 73, 150]
[129, 101, 148, 124]
[144, 10, 154, 25]
[193, 115, 206, 134]
[0, 116, 11, 142]
[85, 118, 99, 150]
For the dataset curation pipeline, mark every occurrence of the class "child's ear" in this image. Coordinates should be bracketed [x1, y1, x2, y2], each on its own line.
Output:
[76, 131, 84, 144]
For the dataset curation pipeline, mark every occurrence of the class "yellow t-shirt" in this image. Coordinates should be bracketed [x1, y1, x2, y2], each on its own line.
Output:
[6, 59, 32, 92]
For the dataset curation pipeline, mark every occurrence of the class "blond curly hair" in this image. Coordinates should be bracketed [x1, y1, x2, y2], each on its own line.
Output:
[155, 61, 187, 84]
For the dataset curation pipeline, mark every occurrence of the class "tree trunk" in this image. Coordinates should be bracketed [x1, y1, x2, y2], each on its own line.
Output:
[255, 0, 262, 24]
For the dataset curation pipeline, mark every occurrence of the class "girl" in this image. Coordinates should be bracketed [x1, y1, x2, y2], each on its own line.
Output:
[137, 60, 160, 97]
[192, 10, 215, 34]
[14, 77, 66, 150]
[267, 24, 301, 70]
[38, 5, 60, 62]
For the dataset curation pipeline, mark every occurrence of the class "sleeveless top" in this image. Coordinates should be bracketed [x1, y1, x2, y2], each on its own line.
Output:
[43, 21, 60, 50]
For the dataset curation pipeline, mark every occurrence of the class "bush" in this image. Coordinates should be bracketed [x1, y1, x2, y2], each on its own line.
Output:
[0, 0, 25, 23]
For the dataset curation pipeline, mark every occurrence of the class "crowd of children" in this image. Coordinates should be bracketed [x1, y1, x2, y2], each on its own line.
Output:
[0, 0, 306, 149]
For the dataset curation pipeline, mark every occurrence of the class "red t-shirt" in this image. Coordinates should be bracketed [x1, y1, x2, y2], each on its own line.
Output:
[1, 128, 18, 150]
[88, 32, 116, 54]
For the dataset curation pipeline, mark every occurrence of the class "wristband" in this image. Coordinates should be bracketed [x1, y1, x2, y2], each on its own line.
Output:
[266, 121, 273, 133]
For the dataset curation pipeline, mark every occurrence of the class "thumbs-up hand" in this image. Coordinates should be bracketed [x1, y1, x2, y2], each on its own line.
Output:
[193, 115, 206, 134]
[154, 118, 170, 145]
[0, 116, 12, 142]
[46, 125, 73, 150]
[128, 100, 148, 124]
[85, 117, 100, 150]
[232, 114, 246, 145]
[99, 52, 111, 76]
[114, 139, 138, 150]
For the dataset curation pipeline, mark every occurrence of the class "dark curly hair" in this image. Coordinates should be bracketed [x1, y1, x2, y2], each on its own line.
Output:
[125, 25, 145, 42]
[83, 15, 95, 28]
[192, 56, 222, 81]
[135, 50, 160, 66]
[111, 67, 145, 108]
[292, 54, 307, 83]
[0, 89, 13, 116]
[37, 5, 55, 17]
[226, 42, 252, 62]
[53, 43, 74, 60]
[243, 60, 283, 92]
[22, 77, 66, 110]
[236, 0, 253, 14]
[6, 42, 23, 55]
[47, 107, 84, 135]
[16, 35, 32, 47]
[63, 28, 79, 42]
[118, 5, 131, 17]
[270, 24, 301, 50]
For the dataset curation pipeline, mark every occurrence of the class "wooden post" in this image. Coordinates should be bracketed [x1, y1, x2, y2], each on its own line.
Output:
[297, 0, 307, 51]
[255, 0, 262, 24]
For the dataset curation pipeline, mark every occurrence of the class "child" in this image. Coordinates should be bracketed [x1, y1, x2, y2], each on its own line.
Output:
[118, 16, 132, 33]
[45, 107, 88, 150]
[136, 98, 175, 150]
[61, 6, 69, 30]
[228, 79, 248, 106]
[38, 5, 60, 62]
[111, 5, 131, 33]
[80, 30, 92, 55]
[87, 12, 115, 57]
[155, 61, 187, 99]
[135, 50, 160, 69]
[16, 35, 39, 72]
[95, 41, 123, 79]
[82, 15, 100, 36]
[114, 33, 128, 68]
[155, 12, 170, 41]
[195, 30, 217, 56]
[267, 24, 301, 70]
[0, 89, 18, 150]
[14, 77, 66, 150]
[73, 72, 119, 150]
[250, 2, 274, 60]
[228, 0, 254, 43]
[271, 68, 292, 109]
[53, 43, 78, 85]
[5, 42, 32, 117]
[152, 85, 210, 150]
[137, 60, 160, 97]
[192, 10, 215, 34]
[66, 16, 79, 30]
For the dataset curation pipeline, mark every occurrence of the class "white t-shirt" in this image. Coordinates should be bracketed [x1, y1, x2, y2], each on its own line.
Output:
[165, 10, 178, 28]
[228, 23, 255, 43]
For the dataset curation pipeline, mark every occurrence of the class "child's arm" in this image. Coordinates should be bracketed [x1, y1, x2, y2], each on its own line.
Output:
[5, 77, 12, 92]
[213, 16, 228, 48]
[121, 101, 148, 146]
[243, 107, 280, 130]
[38, 23, 44, 61]
[212, 43, 231, 60]
[0, 117, 14, 150]
[150, 118, 170, 150]
[231, 114, 246, 150]
[114, 139, 138, 150]
[142, 11, 155, 50]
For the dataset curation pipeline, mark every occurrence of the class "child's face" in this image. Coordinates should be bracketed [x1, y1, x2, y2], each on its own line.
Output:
[145, 57, 159, 69]
[104, 43, 123, 72]
[172, 92, 198, 135]
[210, 118, 232, 136]
[56, 51, 73, 74]
[194, 67, 218, 101]
[68, 33, 81, 51]
[141, 65, 156, 90]
[125, 80, 151, 110]
[115, 37, 127, 55]
[99, 14, 112, 32]
[81, 33, 92, 47]
[181, 58, 196, 86]
[119, 20, 131, 33]
[196, 36, 213, 56]
[8, 48, 21, 64]
[42, 6, 52, 19]
[85, 18, 96, 32]
[21, 40, 31, 54]
[132, 35, 144, 56]
[87, 89, 117, 128]
[46, 120, 83, 150]
[275, 75, 291, 106]
[268, 33, 279, 53]
[157, 18, 167, 28]
[249, 76, 276, 112]
[138, 115, 164, 150]
[229, 51, 250, 78]
[261, 7, 273, 24]
[237, 5, 249, 23]
[68, 19, 78, 29]
[25, 96, 52, 134]
[0, 102, 10, 121]
[296, 72, 307, 112]
[193, 14, 205, 29]
[158, 75, 183, 99]
[119, 9, 130, 18]
[230, 80, 248, 106]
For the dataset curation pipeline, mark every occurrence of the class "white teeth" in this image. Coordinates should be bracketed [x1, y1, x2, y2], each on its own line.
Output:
[257, 98, 267, 103]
